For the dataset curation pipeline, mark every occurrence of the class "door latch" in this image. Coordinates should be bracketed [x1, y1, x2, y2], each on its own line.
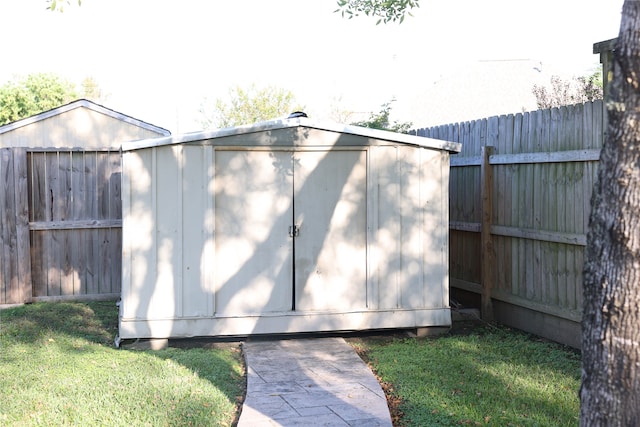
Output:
[289, 225, 300, 238]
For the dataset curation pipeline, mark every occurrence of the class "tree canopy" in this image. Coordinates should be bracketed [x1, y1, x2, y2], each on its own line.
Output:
[198, 84, 304, 129]
[0, 73, 78, 126]
[81, 76, 109, 104]
[351, 100, 412, 133]
[532, 71, 603, 109]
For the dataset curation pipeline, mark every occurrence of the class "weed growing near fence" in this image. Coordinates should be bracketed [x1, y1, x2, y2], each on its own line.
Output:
[0, 301, 244, 426]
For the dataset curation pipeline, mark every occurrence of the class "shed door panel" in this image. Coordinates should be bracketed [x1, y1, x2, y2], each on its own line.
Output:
[214, 151, 294, 315]
[293, 150, 367, 311]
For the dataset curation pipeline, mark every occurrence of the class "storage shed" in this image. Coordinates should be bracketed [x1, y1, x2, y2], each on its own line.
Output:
[118, 117, 461, 339]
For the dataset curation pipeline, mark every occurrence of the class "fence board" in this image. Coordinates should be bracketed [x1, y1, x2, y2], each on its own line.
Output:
[27, 153, 45, 299]
[1, 149, 16, 304]
[14, 148, 32, 303]
[71, 152, 85, 295]
[1, 151, 9, 302]
[480, 146, 494, 320]
[510, 114, 520, 296]
[84, 152, 99, 294]
[59, 152, 74, 296]
[45, 153, 60, 296]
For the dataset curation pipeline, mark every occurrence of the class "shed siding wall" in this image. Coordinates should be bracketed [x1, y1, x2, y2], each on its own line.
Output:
[182, 145, 215, 318]
[373, 145, 402, 309]
[122, 145, 216, 322]
[122, 148, 154, 319]
[370, 146, 448, 311]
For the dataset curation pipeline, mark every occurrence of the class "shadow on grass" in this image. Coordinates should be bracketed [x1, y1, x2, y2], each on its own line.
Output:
[0, 301, 245, 426]
[0, 301, 117, 346]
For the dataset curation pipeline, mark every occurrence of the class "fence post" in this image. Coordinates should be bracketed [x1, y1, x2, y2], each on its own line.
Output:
[480, 145, 495, 321]
[594, 38, 616, 142]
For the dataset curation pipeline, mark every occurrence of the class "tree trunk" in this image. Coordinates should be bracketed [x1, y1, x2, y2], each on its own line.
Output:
[581, 1, 640, 425]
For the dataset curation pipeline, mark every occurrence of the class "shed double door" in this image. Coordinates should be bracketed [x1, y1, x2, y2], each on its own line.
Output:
[214, 149, 367, 315]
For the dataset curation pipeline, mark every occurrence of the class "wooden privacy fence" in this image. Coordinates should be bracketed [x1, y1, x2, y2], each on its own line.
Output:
[413, 100, 604, 348]
[1, 101, 604, 348]
[0, 148, 121, 304]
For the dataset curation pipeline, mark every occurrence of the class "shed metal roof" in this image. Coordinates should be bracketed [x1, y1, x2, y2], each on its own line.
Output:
[0, 98, 171, 136]
[122, 117, 461, 153]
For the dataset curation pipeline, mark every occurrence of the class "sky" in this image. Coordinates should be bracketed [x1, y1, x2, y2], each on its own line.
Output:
[1, 0, 624, 134]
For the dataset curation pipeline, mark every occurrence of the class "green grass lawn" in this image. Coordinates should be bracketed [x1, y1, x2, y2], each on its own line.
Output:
[1, 302, 582, 427]
[353, 324, 582, 427]
[0, 301, 244, 426]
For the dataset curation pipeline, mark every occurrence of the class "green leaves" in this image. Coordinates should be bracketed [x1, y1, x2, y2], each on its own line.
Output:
[0, 73, 78, 126]
[198, 84, 304, 129]
[351, 99, 412, 133]
[46, 0, 82, 12]
[334, 0, 419, 24]
[532, 71, 604, 109]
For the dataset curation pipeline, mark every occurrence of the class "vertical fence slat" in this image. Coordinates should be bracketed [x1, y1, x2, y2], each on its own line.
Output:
[97, 152, 111, 294]
[14, 148, 32, 303]
[59, 152, 74, 296]
[481, 145, 495, 321]
[71, 152, 86, 295]
[45, 152, 61, 296]
[552, 108, 568, 305]
[510, 113, 522, 297]
[85, 152, 99, 295]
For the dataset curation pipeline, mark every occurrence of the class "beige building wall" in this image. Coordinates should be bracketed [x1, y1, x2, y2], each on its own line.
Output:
[0, 100, 169, 149]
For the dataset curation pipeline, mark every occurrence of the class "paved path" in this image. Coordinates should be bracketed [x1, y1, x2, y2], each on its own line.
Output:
[237, 337, 393, 426]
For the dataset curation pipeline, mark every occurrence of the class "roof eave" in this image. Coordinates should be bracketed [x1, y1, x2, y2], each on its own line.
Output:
[122, 117, 461, 153]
